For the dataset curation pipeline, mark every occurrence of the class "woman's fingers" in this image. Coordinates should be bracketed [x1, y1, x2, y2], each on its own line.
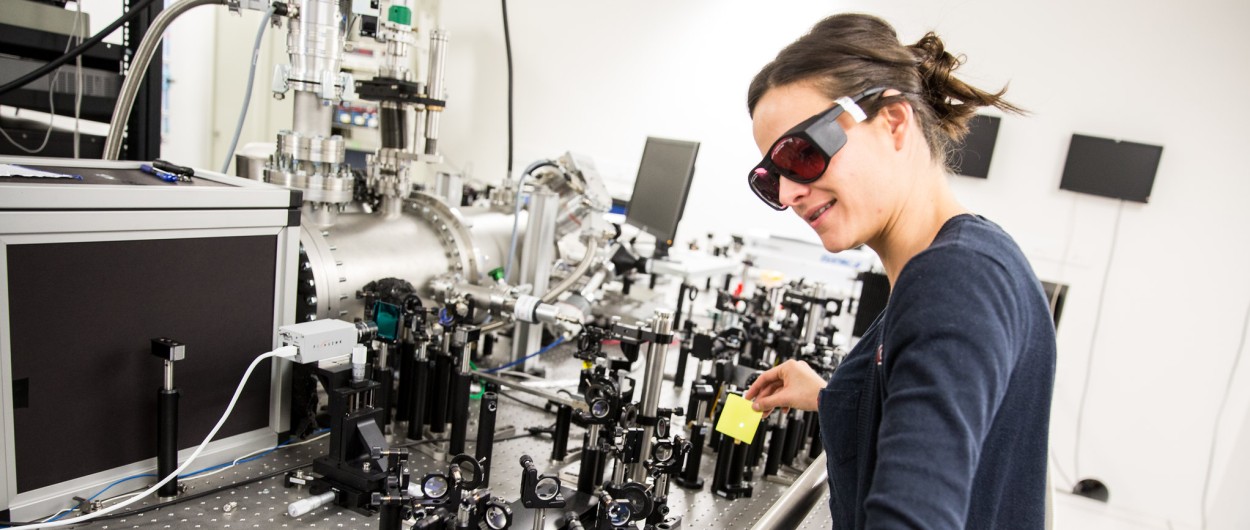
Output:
[745, 359, 827, 413]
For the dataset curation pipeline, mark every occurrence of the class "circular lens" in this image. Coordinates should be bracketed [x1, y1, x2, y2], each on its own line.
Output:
[591, 399, 610, 418]
[451, 454, 483, 489]
[606, 502, 632, 526]
[535, 476, 560, 501]
[459, 461, 477, 483]
[484, 505, 509, 530]
[423, 475, 448, 499]
[771, 137, 826, 180]
[653, 443, 674, 463]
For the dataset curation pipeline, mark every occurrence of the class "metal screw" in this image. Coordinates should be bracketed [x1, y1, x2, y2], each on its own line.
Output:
[223, 501, 238, 513]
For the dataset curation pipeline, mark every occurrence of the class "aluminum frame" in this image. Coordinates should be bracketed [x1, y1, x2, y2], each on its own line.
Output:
[0, 156, 299, 518]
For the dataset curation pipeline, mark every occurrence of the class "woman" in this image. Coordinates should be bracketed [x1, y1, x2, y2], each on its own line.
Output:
[742, 13, 1056, 529]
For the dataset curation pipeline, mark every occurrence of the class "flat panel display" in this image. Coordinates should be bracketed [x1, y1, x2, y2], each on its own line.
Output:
[624, 137, 700, 246]
[1060, 134, 1162, 203]
[949, 114, 1001, 179]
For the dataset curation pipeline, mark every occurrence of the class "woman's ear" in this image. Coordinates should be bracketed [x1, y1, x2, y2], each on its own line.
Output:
[876, 98, 914, 152]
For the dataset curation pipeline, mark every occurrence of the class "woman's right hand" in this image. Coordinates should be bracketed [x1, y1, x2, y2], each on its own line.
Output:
[743, 359, 827, 417]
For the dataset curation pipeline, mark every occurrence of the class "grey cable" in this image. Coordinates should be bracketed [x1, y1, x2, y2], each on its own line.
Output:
[1073, 199, 1125, 479]
[1200, 299, 1250, 529]
[73, 1, 84, 158]
[220, 7, 275, 174]
[103, 0, 227, 160]
[504, 172, 530, 282]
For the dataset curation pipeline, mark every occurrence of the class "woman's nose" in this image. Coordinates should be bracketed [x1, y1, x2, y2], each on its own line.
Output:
[778, 174, 811, 209]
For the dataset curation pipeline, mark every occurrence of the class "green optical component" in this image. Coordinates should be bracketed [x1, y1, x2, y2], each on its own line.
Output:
[387, 5, 412, 26]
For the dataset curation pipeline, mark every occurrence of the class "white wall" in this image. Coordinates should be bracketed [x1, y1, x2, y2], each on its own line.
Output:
[162, 4, 218, 168]
[434, 0, 1250, 527]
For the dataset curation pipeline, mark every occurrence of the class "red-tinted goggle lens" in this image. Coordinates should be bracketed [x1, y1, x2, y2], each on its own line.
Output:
[770, 136, 828, 181]
[748, 135, 832, 211]
[748, 166, 784, 210]
[746, 86, 885, 211]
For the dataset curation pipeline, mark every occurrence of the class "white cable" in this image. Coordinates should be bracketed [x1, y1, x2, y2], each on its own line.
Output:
[220, 6, 275, 174]
[280, 430, 331, 449]
[38, 508, 73, 523]
[16, 345, 297, 529]
[0, 7, 83, 154]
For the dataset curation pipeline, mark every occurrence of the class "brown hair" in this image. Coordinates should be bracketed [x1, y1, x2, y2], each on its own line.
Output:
[747, 14, 1023, 168]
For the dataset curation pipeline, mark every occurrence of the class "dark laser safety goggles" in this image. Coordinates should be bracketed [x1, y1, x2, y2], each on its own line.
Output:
[748, 87, 887, 210]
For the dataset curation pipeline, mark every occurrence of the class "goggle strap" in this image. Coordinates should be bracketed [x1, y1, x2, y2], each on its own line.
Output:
[834, 96, 868, 123]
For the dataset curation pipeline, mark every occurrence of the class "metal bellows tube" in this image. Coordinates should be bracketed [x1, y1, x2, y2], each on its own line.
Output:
[104, 0, 225, 159]
[749, 452, 829, 530]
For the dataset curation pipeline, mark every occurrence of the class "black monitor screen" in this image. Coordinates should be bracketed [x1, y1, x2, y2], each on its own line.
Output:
[625, 137, 700, 245]
[949, 114, 1001, 179]
[1060, 134, 1162, 203]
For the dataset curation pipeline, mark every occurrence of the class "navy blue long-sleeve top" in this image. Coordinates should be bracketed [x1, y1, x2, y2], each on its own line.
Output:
[819, 214, 1056, 529]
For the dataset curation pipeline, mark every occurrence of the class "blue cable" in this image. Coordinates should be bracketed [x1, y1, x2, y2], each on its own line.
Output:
[34, 428, 332, 524]
[482, 336, 564, 374]
[40, 473, 157, 522]
[181, 428, 330, 478]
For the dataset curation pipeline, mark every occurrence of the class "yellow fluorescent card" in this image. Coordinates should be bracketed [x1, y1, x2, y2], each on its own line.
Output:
[715, 393, 764, 443]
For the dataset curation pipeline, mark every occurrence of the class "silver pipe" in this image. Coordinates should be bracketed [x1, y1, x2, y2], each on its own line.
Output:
[588, 424, 601, 447]
[423, 111, 442, 155]
[611, 454, 626, 484]
[423, 29, 448, 155]
[377, 342, 390, 375]
[425, 30, 448, 99]
[480, 318, 507, 334]
[287, 0, 344, 89]
[104, 0, 226, 159]
[411, 106, 427, 154]
[479, 235, 599, 334]
[163, 360, 175, 391]
[692, 399, 708, 427]
[287, 490, 336, 517]
[633, 309, 673, 483]
[748, 452, 829, 530]
[802, 283, 827, 344]
[293, 91, 332, 138]
[471, 371, 586, 411]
